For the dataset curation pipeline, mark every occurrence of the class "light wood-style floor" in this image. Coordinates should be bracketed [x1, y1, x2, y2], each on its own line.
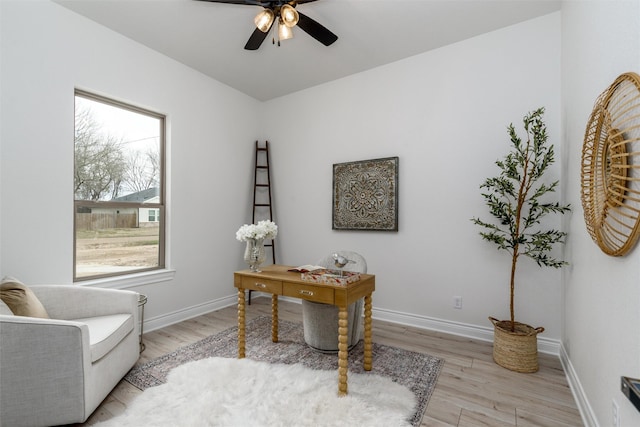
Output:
[80, 297, 583, 426]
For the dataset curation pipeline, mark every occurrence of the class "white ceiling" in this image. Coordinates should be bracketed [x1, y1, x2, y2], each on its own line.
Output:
[55, 0, 561, 101]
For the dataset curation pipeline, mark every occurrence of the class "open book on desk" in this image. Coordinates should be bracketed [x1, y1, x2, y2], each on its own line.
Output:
[287, 265, 325, 273]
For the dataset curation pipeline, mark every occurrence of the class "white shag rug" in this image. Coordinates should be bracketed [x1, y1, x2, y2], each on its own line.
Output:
[98, 357, 416, 427]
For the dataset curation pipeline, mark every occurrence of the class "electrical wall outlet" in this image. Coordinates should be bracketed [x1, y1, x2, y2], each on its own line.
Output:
[453, 296, 462, 309]
[612, 398, 620, 427]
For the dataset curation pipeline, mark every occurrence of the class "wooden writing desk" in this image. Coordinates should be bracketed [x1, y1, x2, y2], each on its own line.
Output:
[234, 264, 375, 396]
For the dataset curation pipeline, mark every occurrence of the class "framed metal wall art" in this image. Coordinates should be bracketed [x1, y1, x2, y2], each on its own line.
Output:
[332, 156, 399, 231]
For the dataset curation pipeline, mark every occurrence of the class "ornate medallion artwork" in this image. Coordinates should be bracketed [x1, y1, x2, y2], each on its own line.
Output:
[333, 157, 399, 231]
[581, 72, 640, 256]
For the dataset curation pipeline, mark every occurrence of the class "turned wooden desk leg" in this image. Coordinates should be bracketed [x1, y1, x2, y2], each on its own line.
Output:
[364, 293, 373, 371]
[238, 289, 246, 359]
[271, 294, 279, 343]
[338, 304, 349, 396]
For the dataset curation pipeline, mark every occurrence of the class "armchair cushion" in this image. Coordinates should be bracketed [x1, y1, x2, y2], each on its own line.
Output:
[0, 277, 49, 318]
[76, 313, 134, 362]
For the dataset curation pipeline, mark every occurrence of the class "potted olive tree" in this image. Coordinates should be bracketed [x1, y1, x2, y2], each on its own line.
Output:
[471, 107, 571, 373]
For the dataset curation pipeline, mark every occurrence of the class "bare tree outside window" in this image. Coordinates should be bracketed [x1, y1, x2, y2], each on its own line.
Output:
[74, 91, 165, 281]
[122, 149, 160, 194]
[74, 106, 126, 201]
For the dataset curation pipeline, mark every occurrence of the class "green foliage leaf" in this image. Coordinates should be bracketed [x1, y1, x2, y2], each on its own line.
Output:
[470, 107, 571, 323]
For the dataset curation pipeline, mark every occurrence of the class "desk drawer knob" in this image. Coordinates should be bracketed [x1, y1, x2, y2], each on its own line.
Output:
[255, 283, 267, 289]
[299, 290, 314, 296]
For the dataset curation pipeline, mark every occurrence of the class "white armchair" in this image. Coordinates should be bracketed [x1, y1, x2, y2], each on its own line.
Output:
[0, 283, 140, 427]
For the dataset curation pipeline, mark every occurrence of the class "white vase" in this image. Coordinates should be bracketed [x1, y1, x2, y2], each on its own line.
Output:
[244, 238, 266, 272]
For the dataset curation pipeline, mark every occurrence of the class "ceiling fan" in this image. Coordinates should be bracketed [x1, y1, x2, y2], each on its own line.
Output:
[196, 0, 338, 50]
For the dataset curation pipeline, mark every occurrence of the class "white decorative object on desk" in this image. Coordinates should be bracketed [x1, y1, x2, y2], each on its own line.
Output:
[332, 253, 354, 277]
[243, 238, 266, 272]
[236, 220, 277, 272]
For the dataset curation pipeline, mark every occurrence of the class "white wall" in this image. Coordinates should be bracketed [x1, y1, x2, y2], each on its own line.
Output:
[562, 1, 640, 426]
[0, 0, 261, 322]
[260, 13, 564, 340]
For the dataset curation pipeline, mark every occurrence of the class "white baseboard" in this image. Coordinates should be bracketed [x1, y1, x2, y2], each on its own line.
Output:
[559, 344, 598, 427]
[144, 293, 560, 355]
[371, 306, 561, 355]
[144, 294, 237, 332]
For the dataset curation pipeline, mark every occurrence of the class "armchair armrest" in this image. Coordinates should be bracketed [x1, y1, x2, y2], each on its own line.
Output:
[30, 285, 139, 321]
[0, 315, 90, 426]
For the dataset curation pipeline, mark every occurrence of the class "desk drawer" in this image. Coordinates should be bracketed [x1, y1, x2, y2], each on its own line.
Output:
[283, 283, 334, 304]
[241, 277, 282, 294]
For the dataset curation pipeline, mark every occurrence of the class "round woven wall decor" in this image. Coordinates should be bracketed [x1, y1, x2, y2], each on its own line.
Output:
[581, 72, 640, 256]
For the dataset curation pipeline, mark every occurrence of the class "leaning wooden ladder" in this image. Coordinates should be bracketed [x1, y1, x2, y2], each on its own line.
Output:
[249, 140, 276, 304]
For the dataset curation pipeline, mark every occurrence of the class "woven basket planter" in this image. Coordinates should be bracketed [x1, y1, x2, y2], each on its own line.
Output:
[489, 317, 544, 373]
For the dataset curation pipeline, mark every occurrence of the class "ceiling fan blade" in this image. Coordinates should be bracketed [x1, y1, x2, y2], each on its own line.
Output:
[195, 0, 269, 5]
[244, 27, 270, 50]
[296, 12, 338, 46]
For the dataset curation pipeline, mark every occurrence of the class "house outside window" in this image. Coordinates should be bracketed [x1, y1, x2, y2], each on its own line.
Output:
[148, 209, 158, 222]
[74, 90, 166, 281]
[142, 207, 159, 223]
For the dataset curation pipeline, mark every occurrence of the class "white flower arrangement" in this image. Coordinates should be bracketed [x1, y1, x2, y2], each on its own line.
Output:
[235, 220, 278, 242]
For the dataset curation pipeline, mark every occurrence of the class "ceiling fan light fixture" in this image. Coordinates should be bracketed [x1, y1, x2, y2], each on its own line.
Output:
[254, 8, 275, 33]
[280, 4, 299, 28]
[278, 18, 293, 41]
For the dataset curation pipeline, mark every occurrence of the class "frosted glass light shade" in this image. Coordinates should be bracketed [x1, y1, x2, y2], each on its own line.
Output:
[254, 9, 275, 33]
[280, 4, 299, 28]
[278, 19, 293, 40]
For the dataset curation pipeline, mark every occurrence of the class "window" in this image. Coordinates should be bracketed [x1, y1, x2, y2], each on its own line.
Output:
[74, 90, 165, 281]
